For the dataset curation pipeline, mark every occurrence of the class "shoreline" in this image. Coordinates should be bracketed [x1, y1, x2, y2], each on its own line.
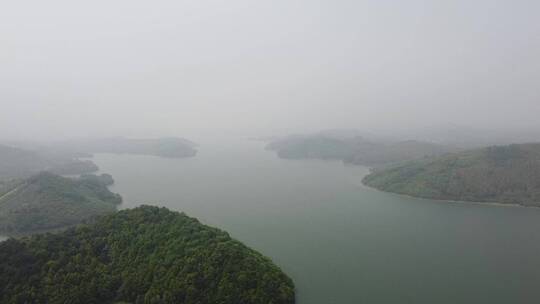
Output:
[272, 156, 536, 209]
[359, 180, 535, 209]
[356, 163, 539, 209]
[261, 153, 537, 210]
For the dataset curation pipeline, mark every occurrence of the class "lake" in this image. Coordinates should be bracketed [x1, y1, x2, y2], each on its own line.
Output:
[93, 138, 540, 304]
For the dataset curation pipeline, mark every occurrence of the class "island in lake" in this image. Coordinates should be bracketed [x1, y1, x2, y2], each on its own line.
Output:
[363, 143, 540, 206]
[0, 206, 295, 304]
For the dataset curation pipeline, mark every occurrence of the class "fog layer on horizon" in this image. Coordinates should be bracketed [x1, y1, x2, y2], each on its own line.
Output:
[1, 0, 539, 140]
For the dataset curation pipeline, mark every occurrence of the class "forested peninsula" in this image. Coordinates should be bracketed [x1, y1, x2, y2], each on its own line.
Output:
[0, 206, 295, 304]
[363, 143, 540, 206]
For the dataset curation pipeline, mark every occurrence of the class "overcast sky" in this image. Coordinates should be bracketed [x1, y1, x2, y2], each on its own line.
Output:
[1, 0, 539, 140]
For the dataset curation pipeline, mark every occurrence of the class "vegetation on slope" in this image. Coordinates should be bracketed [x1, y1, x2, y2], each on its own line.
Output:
[363, 143, 540, 206]
[52, 137, 198, 158]
[0, 172, 121, 235]
[266, 133, 456, 166]
[0, 206, 295, 304]
[46, 160, 99, 176]
[0, 144, 98, 181]
[267, 135, 355, 160]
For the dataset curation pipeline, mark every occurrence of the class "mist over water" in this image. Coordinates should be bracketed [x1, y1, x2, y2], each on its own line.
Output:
[92, 138, 540, 304]
[2, 1, 540, 302]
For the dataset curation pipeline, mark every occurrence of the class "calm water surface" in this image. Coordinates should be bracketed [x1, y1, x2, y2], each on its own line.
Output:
[93, 139, 540, 304]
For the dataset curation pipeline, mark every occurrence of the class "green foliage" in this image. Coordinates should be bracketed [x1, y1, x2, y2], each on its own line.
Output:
[47, 160, 99, 176]
[54, 137, 197, 159]
[0, 172, 121, 235]
[266, 135, 455, 166]
[0, 206, 295, 304]
[0, 144, 99, 181]
[363, 143, 540, 206]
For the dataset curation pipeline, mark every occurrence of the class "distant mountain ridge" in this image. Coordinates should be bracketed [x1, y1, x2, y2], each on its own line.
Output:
[266, 131, 457, 166]
[49, 137, 198, 158]
[363, 143, 540, 206]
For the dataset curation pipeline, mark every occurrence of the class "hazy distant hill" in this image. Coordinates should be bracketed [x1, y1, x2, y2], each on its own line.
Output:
[406, 124, 540, 148]
[0, 172, 121, 235]
[0, 144, 98, 181]
[0, 206, 295, 304]
[53, 137, 198, 158]
[0, 145, 50, 179]
[266, 132, 456, 166]
[363, 143, 540, 206]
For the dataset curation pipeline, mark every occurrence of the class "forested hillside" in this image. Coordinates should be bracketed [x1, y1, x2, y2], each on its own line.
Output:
[0, 206, 295, 304]
[0, 144, 98, 181]
[0, 172, 121, 235]
[266, 133, 456, 166]
[363, 143, 540, 206]
[52, 137, 198, 158]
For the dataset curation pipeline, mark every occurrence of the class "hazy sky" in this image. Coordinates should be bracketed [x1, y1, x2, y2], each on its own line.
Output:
[1, 0, 539, 140]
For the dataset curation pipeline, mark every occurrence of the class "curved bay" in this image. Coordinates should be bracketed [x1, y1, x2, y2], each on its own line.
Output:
[93, 138, 540, 304]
